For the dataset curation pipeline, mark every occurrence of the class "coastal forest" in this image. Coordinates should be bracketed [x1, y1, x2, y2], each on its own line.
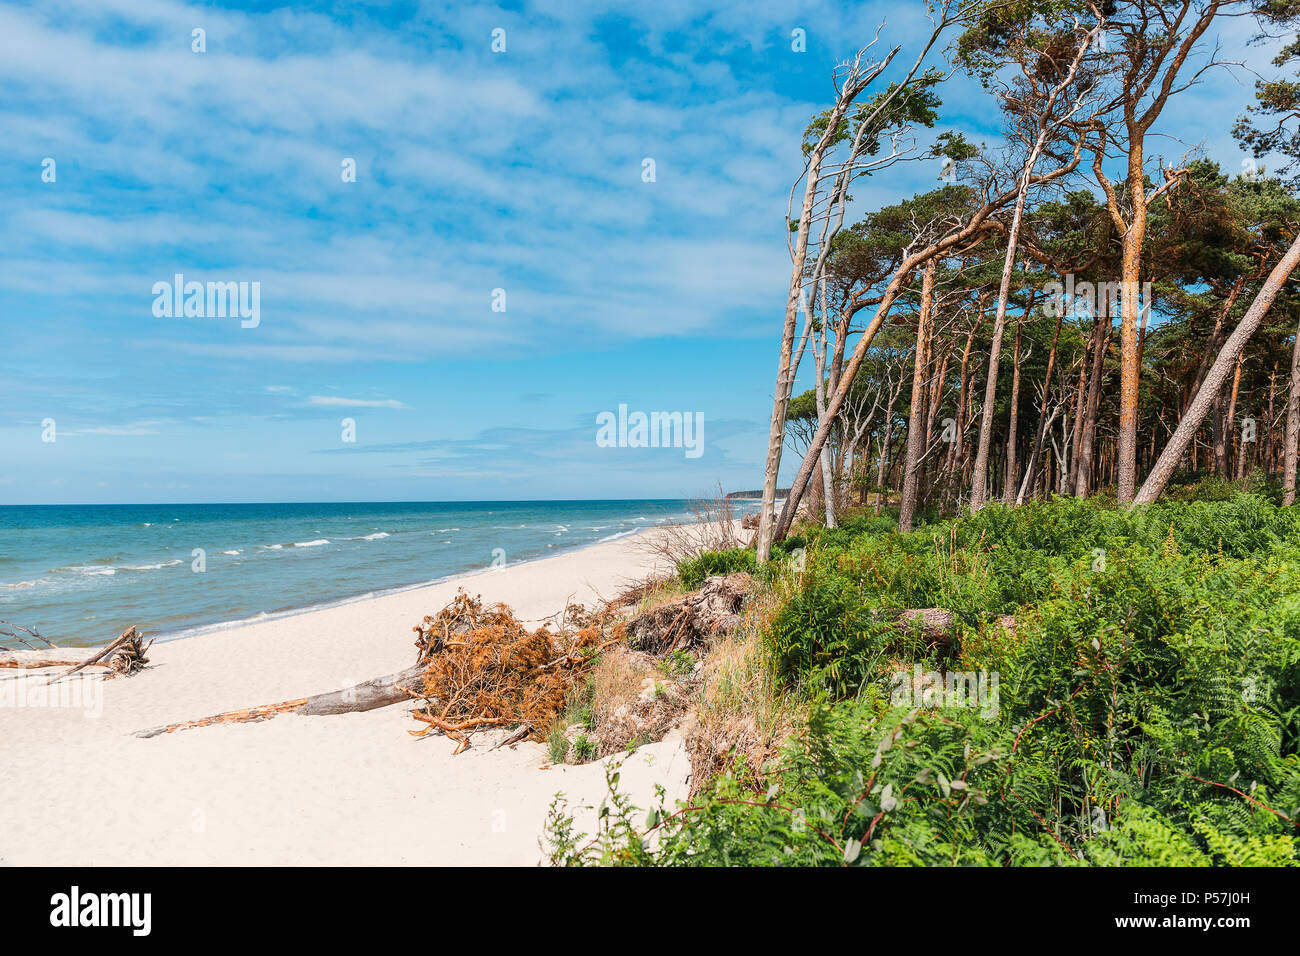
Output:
[543, 0, 1300, 866]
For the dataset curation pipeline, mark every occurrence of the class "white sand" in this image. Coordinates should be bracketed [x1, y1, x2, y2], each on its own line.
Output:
[0, 532, 692, 866]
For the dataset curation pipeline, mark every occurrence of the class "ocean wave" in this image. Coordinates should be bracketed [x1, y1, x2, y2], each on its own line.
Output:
[597, 530, 640, 544]
[0, 578, 49, 590]
[24, 504, 687, 647]
[52, 557, 190, 576]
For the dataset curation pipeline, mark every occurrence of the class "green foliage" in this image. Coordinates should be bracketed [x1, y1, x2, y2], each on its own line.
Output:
[549, 491, 1300, 866]
[544, 764, 666, 867]
[1234, 9, 1300, 187]
[661, 649, 696, 678]
[676, 547, 757, 589]
[547, 723, 569, 764]
[766, 574, 898, 697]
[802, 75, 947, 157]
[574, 734, 597, 763]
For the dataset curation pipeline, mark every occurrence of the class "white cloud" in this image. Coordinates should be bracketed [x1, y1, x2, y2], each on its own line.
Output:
[0, 0, 825, 365]
[72, 420, 167, 436]
[306, 396, 407, 409]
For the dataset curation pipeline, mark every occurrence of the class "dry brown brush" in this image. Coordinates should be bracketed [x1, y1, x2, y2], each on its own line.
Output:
[409, 591, 625, 753]
[637, 486, 748, 570]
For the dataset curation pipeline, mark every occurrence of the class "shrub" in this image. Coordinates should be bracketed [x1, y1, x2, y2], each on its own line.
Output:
[765, 574, 897, 697]
[676, 547, 756, 589]
[547, 490, 1300, 867]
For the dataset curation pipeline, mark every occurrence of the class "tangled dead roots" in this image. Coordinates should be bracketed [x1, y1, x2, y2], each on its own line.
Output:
[410, 591, 625, 752]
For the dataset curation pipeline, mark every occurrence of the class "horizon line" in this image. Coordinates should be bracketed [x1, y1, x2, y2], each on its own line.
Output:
[0, 495, 756, 508]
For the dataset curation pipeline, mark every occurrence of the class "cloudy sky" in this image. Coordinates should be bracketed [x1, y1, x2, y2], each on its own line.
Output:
[0, 0, 1284, 504]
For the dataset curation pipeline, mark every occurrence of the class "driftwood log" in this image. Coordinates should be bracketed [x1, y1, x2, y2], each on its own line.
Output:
[134, 596, 491, 739]
[1, 624, 153, 676]
[50, 626, 150, 683]
[884, 609, 1016, 646]
[628, 573, 754, 654]
[0, 619, 57, 651]
[133, 662, 430, 738]
[489, 722, 533, 751]
[0, 648, 101, 670]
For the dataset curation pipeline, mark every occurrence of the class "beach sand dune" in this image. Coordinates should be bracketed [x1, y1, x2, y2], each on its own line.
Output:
[0, 531, 690, 866]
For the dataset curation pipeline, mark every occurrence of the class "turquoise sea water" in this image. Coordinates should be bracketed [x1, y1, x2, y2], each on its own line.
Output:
[0, 500, 742, 647]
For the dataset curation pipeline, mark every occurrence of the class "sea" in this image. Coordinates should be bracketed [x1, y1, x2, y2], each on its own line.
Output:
[0, 500, 753, 647]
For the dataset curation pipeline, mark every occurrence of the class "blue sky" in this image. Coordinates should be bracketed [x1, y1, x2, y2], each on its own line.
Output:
[0, 0, 1283, 504]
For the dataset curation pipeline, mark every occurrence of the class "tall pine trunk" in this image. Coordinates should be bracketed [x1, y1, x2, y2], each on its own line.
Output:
[898, 261, 935, 531]
[1284, 317, 1300, 504]
[1002, 316, 1024, 502]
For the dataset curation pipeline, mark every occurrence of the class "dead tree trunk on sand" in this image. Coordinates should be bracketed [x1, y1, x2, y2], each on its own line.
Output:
[133, 663, 430, 738]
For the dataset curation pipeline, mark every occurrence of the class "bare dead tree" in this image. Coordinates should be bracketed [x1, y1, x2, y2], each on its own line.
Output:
[756, 34, 904, 562]
[757, 1, 984, 561]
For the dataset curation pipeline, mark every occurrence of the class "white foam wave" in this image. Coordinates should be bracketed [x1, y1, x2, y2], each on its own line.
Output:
[597, 530, 640, 544]
[0, 578, 48, 591]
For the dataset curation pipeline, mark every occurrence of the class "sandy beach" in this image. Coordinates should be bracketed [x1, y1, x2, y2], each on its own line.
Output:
[0, 531, 691, 866]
